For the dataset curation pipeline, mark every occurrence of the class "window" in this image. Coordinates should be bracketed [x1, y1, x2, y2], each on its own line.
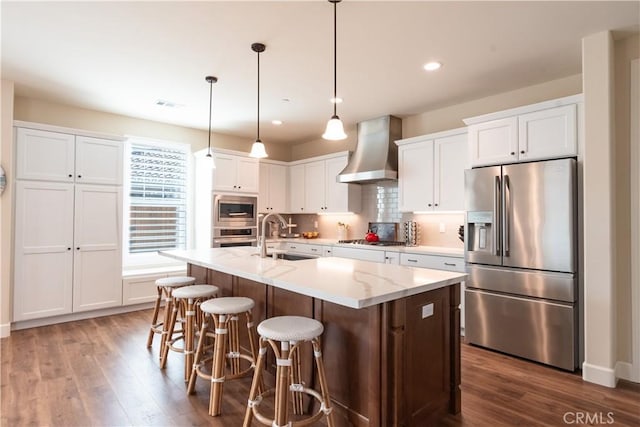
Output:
[125, 140, 190, 264]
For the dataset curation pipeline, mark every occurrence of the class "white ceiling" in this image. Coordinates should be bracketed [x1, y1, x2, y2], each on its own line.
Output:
[2, 1, 638, 145]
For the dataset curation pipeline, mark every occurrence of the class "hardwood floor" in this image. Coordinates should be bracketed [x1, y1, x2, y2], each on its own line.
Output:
[2, 309, 639, 426]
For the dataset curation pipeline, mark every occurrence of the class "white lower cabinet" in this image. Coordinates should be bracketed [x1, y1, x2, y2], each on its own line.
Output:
[284, 242, 323, 257]
[13, 181, 122, 321]
[331, 246, 386, 263]
[400, 252, 466, 333]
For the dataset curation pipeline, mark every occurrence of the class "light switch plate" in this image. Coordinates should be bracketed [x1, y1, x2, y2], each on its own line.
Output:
[422, 303, 434, 319]
[439, 223, 445, 233]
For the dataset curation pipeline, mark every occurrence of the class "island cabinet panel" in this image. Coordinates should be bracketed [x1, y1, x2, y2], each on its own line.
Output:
[314, 301, 382, 427]
[186, 263, 461, 427]
[187, 264, 208, 285]
[234, 277, 268, 356]
[388, 286, 452, 426]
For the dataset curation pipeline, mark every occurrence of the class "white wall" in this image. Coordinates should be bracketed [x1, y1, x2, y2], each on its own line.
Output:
[581, 31, 617, 387]
[1, 80, 15, 337]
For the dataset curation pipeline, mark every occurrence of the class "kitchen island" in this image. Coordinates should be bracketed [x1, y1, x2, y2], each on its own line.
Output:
[161, 247, 466, 426]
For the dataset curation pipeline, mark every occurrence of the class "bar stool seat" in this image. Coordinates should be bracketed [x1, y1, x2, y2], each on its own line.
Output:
[188, 297, 259, 417]
[160, 284, 218, 382]
[146, 276, 196, 355]
[244, 315, 335, 427]
[257, 316, 324, 342]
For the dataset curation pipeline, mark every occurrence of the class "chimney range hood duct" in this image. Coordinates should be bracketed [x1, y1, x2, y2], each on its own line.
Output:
[337, 115, 402, 184]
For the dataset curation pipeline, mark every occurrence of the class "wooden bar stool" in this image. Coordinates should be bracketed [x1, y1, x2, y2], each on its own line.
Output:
[146, 276, 196, 356]
[187, 297, 259, 416]
[160, 284, 218, 382]
[243, 316, 335, 427]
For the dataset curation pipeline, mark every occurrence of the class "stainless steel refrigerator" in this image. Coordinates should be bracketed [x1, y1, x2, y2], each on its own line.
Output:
[464, 158, 578, 371]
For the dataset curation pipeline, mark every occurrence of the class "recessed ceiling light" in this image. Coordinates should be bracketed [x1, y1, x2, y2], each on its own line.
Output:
[423, 62, 442, 71]
[272, 120, 283, 125]
[330, 97, 343, 104]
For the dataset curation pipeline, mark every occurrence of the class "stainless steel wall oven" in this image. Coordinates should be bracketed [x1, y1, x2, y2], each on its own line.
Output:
[212, 194, 258, 247]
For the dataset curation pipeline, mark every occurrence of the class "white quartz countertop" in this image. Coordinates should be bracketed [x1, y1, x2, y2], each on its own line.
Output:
[268, 238, 464, 258]
[160, 247, 467, 309]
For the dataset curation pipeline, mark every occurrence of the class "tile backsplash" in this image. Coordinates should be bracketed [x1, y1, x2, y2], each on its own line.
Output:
[288, 182, 465, 249]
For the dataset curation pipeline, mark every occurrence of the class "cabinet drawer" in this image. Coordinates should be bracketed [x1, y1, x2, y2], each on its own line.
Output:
[284, 242, 323, 256]
[400, 253, 465, 272]
[332, 246, 386, 263]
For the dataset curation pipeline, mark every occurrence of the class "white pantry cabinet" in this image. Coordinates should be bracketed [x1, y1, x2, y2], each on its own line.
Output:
[212, 152, 259, 193]
[465, 95, 581, 167]
[13, 182, 123, 320]
[288, 152, 361, 214]
[258, 161, 288, 213]
[13, 124, 124, 322]
[396, 128, 467, 212]
[16, 127, 123, 185]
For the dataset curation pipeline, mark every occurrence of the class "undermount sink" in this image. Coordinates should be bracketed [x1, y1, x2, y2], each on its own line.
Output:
[273, 253, 317, 261]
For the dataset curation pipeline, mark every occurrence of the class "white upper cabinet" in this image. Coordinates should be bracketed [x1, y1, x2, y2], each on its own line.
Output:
[397, 139, 434, 212]
[465, 95, 581, 167]
[16, 128, 123, 185]
[434, 132, 468, 211]
[397, 128, 467, 212]
[212, 152, 259, 193]
[304, 160, 326, 212]
[467, 117, 518, 167]
[75, 136, 123, 185]
[258, 162, 288, 213]
[518, 104, 577, 162]
[324, 155, 361, 213]
[288, 153, 361, 214]
[288, 164, 306, 213]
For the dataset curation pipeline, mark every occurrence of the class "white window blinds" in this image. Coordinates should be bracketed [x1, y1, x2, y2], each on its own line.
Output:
[128, 143, 188, 253]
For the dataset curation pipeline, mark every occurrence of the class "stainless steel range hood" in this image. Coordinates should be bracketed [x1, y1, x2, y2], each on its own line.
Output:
[337, 115, 402, 184]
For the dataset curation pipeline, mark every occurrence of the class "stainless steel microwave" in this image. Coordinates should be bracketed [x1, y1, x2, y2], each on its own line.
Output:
[212, 194, 257, 227]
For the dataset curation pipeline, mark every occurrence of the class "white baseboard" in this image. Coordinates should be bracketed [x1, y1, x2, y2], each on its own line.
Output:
[0, 323, 11, 338]
[10, 302, 154, 332]
[615, 361, 640, 383]
[582, 362, 618, 388]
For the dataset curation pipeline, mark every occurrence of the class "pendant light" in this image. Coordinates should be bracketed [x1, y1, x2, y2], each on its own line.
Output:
[322, 0, 347, 141]
[205, 75, 218, 169]
[249, 42, 268, 159]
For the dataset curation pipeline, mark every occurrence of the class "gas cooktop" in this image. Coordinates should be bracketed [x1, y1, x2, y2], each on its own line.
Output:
[337, 239, 406, 247]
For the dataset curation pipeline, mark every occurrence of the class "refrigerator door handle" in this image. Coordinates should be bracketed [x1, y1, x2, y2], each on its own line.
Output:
[504, 174, 511, 257]
[494, 175, 501, 256]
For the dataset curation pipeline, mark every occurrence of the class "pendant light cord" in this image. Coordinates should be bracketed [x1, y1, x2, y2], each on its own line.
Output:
[257, 49, 261, 141]
[332, 0, 337, 117]
[207, 79, 213, 155]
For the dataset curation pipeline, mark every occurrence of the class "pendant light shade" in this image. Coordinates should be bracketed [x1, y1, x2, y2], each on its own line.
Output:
[323, 0, 347, 141]
[322, 115, 347, 140]
[249, 42, 268, 159]
[205, 75, 217, 169]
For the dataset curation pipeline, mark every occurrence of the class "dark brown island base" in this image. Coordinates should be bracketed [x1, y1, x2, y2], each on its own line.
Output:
[185, 262, 461, 427]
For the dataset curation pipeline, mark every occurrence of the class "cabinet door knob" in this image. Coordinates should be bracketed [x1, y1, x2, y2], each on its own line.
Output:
[68, 174, 73, 178]
[520, 150, 525, 154]
[510, 152, 515, 156]
[428, 203, 432, 207]
[76, 247, 80, 250]
[67, 247, 71, 251]
[434, 203, 438, 207]
[77, 174, 82, 178]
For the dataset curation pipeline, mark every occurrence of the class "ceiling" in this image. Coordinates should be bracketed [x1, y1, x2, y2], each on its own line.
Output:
[2, 1, 638, 146]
